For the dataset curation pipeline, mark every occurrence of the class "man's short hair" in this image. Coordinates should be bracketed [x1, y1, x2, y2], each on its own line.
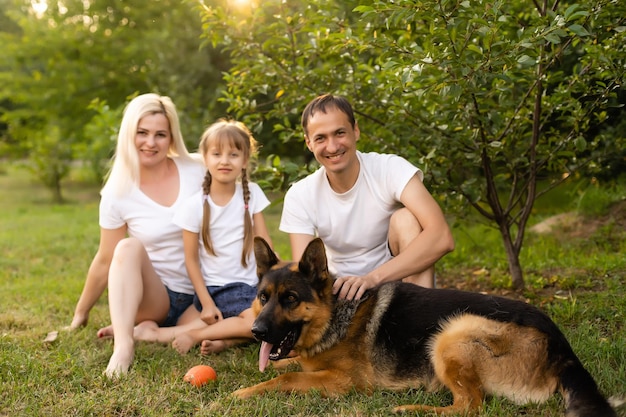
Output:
[301, 94, 356, 137]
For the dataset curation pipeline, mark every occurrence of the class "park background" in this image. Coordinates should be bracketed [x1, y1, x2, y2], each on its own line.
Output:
[1, 0, 625, 415]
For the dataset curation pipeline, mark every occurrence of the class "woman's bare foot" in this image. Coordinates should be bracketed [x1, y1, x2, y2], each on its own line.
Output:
[97, 325, 114, 339]
[133, 321, 160, 342]
[104, 344, 134, 378]
[200, 339, 228, 355]
[172, 333, 196, 355]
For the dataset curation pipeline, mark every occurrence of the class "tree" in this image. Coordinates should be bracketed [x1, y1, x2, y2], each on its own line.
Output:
[199, 0, 625, 288]
[0, 0, 227, 201]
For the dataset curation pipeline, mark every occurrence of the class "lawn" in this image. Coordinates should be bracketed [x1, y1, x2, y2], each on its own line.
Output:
[1, 164, 624, 416]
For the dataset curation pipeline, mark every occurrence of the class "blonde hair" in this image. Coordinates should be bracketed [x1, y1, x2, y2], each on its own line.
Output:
[199, 119, 258, 267]
[101, 93, 193, 197]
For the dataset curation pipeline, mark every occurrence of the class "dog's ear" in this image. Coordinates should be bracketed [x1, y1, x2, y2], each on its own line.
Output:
[298, 238, 330, 284]
[254, 237, 279, 278]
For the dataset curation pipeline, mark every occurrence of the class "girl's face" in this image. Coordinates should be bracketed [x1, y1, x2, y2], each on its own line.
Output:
[203, 141, 247, 185]
[135, 113, 172, 168]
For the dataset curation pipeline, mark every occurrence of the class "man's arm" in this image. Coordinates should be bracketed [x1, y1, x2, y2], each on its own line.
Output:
[289, 233, 316, 261]
[376, 174, 455, 281]
[334, 174, 454, 300]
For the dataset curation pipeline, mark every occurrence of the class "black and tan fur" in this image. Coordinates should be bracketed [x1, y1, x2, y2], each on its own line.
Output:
[233, 237, 616, 416]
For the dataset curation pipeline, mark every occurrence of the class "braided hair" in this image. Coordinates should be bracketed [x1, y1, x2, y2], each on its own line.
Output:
[198, 119, 258, 267]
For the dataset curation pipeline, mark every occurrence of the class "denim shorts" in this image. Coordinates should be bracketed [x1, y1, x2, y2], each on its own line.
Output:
[193, 282, 257, 319]
[162, 287, 195, 327]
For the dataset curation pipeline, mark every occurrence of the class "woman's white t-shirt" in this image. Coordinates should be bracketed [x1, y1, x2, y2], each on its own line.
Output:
[280, 151, 421, 277]
[173, 182, 270, 287]
[98, 157, 205, 294]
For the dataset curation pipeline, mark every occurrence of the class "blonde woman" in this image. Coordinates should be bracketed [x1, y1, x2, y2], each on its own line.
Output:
[69, 93, 205, 377]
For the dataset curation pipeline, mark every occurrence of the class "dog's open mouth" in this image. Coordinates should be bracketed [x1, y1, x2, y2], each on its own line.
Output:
[258, 329, 299, 372]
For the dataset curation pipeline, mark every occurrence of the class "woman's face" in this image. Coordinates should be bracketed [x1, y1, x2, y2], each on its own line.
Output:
[134, 113, 172, 168]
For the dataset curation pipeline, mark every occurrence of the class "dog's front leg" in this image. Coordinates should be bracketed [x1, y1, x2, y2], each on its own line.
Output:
[232, 370, 352, 399]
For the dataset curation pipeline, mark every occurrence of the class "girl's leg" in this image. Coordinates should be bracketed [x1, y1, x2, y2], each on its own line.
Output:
[172, 308, 255, 354]
[104, 238, 169, 378]
[200, 338, 249, 355]
[133, 316, 207, 344]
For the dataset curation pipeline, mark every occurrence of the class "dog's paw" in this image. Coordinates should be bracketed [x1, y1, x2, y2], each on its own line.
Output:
[272, 356, 301, 370]
[231, 387, 255, 399]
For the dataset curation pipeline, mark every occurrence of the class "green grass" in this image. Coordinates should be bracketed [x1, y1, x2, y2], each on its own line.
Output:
[1, 164, 625, 416]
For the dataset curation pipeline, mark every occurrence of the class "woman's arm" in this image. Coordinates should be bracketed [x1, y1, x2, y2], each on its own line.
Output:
[70, 226, 126, 328]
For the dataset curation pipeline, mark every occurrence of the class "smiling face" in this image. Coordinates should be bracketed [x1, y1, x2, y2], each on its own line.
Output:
[304, 105, 360, 190]
[134, 113, 172, 168]
[203, 140, 247, 185]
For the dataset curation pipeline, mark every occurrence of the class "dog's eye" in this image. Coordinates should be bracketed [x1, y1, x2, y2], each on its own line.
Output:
[285, 293, 298, 305]
[258, 293, 268, 305]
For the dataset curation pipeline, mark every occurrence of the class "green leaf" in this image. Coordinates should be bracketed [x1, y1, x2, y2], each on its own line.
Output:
[568, 24, 591, 37]
[517, 55, 536, 66]
[545, 33, 562, 44]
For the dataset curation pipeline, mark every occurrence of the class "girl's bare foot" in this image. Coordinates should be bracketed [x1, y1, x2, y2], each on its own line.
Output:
[104, 344, 134, 378]
[172, 333, 195, 355]
[200, 339, 228, 355]
[97, 325, 114, 339]
[133, 321, 160, 342]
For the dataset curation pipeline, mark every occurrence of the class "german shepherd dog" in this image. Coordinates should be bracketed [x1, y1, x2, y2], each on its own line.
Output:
[233, 237, 616, 416]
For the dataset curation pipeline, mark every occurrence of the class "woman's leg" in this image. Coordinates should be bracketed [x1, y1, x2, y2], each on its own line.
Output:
[104, 238, 169, 378]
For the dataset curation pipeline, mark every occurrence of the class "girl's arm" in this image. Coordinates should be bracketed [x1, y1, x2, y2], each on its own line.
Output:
[252, 212, 274, 249]
[182, 229, 221, 324]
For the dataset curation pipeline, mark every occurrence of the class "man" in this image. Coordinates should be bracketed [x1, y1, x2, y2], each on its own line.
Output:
[280, 94, 455, 300]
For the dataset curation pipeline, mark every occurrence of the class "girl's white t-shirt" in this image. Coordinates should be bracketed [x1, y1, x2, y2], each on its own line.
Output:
[173, 182, 270, 287]
[279, 151, 421, 278]
[99, 157, 205, 294]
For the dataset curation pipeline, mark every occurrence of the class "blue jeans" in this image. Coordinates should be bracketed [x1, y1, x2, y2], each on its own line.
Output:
[162, 287, 195, 327]
[193, 282, 257, 318]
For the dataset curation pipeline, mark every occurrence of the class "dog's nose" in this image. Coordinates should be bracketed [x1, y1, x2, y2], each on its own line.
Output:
[251, 323, 268, 341]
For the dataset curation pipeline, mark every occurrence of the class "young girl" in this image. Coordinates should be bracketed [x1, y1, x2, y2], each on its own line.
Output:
[135, 119, 274, 355]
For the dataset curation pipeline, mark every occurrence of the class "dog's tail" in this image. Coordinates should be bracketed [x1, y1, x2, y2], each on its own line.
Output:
[560, 360, 616, 417]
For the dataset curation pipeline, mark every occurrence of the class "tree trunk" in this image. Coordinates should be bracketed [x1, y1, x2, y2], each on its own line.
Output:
[50, 172, 64, 204]
[498, 222, 524, 290]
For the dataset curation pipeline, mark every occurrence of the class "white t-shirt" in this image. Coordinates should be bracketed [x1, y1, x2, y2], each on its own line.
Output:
[173, 182, 270, 287]
[99, 157, 205, 294]
[280, 151, 421, 277]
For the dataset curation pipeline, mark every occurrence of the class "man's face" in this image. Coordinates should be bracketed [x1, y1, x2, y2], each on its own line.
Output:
[304, 106, 359, 176]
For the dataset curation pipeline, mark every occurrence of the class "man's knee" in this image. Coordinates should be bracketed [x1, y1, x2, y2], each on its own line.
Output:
[389, 208, 422, 256]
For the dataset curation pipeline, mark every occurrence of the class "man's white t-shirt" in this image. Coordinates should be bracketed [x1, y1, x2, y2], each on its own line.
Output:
[99, 157, 205, 294]
[173, 182, 270, 287]
[280, 151, 422, 277]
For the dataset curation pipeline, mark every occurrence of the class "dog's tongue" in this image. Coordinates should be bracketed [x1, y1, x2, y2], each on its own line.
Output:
[258, 341, 273, 372]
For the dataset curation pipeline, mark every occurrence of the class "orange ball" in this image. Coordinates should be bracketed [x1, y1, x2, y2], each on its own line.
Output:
[183, 365, 217, 387]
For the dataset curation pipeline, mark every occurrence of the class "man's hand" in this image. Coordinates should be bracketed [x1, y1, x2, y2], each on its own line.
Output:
[332, 275, 377, 300]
